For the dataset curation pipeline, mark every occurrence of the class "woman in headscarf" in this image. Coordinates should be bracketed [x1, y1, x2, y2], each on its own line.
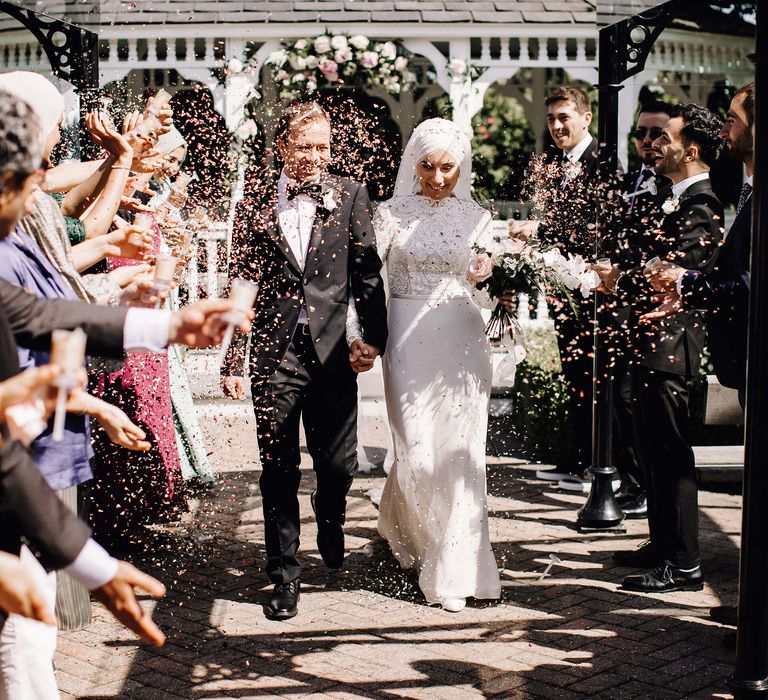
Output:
[357, 118, 502, 612]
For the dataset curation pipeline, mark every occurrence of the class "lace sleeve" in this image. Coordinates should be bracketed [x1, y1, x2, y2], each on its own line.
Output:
[346, 292, 363, 345]
[468, 210, 498, 310]
[373, 201, 396, 262]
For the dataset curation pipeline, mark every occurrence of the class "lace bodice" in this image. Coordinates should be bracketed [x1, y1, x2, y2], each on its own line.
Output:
[374, 195, 493, 299]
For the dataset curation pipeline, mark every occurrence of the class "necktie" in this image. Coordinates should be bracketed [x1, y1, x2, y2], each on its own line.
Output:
[286, 181, 323, 204]
[736, 182, 752, 216]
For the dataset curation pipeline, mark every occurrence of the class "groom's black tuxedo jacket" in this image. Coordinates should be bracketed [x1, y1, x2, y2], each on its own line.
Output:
[680, 194, 752, 392]
[617, 178, 724, 378]
[224, 172, 388, 381]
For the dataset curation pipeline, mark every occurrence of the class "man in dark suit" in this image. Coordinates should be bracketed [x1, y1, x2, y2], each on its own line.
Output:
[598, 103, 725, 592]
[610, 101, 673, 520]
[644, 82, 753, 627]
[645, 82, 754, 402]
[222, 102, 388, 620]
[510, 86, 599, 488]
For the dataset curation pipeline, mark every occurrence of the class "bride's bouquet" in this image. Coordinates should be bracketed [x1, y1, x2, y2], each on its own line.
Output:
[467, 235, 600, 344]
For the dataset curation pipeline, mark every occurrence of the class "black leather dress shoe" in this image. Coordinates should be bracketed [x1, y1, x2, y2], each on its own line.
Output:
[614, 484, 642, 504]
[622, 563, 704, 593]
[710, 605, 737, 626]
[620, 493, 648, 520]
[612, 541, 662, 568]
[266, 580, 300, 620]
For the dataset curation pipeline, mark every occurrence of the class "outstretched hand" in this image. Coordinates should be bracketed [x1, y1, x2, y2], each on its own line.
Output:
[93, 561, 166, 646]
[640, 292, 683, 323]
[169, 299, 253, 348]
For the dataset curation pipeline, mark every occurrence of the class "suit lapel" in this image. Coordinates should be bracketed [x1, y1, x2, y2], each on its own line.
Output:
[262, 186, 302, 276]
[304, 175, 341, 278]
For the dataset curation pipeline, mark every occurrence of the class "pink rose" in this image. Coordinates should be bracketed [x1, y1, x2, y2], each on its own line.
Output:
[319, 59, 339, 76]
[467, 253, 494, 284]
[502, 237, 526, 255]
[360, 51, 379, 69]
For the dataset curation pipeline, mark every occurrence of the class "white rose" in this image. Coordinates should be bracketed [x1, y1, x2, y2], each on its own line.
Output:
[403, 71, 417, 84]
[291, 73, 307, 83]
[306, 80, 317, 93]
[331, 35, 348, 50]
[394, 56, 409, 72]
[227, 58, 244, 74]
[314, 35, 332, 54]
[380, 41, 397, 59]
[267, 50, 288, 67]
[294, 39, 308, 51]
[275, 69, 290, 82]
[305, 55, 319, 69]
[289, 54, 308, 71]
[349, 34, 370, 50]
[335, 47, 353, 64]
[360, 51, 379, 69]
[449, 58, 467, 75]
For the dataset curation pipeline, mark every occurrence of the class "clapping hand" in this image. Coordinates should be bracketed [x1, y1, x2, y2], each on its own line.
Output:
[640, 292, 683, 323]
[644, 260, 685, 293]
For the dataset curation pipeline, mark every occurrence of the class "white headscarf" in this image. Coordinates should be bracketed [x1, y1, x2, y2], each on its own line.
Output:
[393, 118, 473, 200]
[0, 71, 65, 141]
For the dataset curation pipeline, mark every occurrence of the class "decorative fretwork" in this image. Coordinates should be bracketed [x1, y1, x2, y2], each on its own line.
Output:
[0, 1, 98, 90]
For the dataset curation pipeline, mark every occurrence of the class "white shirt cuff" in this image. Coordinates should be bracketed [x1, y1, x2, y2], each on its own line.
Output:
[675, 269, 691, 297]
[124, 308, 172, 353]
[63, 539, 119, 591]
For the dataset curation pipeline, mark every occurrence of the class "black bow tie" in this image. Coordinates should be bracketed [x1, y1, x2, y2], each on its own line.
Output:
[286, 181, 323, 203]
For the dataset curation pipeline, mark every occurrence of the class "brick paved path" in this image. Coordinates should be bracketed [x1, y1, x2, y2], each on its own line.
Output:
[56, 401, 741, 699]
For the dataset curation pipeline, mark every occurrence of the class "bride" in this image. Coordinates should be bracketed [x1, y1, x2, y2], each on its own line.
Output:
[364, 118, 501, 612]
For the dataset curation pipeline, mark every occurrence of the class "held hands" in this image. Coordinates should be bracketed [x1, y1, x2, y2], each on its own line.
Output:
[644, 260, 685, 293]
[0, 552, 55, 624]
[169, 299, 254, 348]
[92, 561, 166, 646]
[349, 339, 380, 373]
[508, 219, 539, 241]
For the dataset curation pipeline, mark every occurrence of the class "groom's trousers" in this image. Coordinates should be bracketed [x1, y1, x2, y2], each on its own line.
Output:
[251, 325, 359, 584]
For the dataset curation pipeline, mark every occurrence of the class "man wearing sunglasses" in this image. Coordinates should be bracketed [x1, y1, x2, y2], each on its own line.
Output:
[609, 102, 673, 522]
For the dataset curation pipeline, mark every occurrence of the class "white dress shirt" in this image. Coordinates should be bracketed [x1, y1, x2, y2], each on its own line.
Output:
[564, 132, 593, 163]
[277, 170, 319, 324]
[671, 172, 710, 199]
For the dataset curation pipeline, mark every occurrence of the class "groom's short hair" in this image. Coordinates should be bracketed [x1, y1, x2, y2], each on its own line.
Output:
[545, 86, 591, 115]
[275, 101, 330, 144]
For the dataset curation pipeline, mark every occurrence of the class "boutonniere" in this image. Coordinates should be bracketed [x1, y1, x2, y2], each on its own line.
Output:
[624, 178, 657, 202]
[661, 195, 680, 215]
[320, 183, 337, 213]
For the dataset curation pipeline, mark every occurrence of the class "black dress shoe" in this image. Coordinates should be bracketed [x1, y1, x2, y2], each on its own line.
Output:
[265, 580, 300, 620]
[612, 541, 662, 568]
[620, 493, 648, 520]
[614, 484, 642, 504]
[621, 563, 704, 593]
[710, 605, 737, 626]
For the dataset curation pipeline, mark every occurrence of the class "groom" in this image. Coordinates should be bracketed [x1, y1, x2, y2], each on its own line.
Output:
[222, 101, 388, 620]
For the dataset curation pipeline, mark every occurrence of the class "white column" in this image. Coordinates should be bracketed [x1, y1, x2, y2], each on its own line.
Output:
[224, 71, 257, 131]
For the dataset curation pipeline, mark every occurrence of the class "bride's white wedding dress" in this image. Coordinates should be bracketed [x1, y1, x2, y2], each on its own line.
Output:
[374, 194, 502, 605]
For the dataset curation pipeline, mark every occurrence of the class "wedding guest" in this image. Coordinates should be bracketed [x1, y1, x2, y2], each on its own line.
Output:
[610, 101, 673, 520]
[644, 82, 754, 628]
[597, 103, 724, 592]
[509, 86, 599, 491]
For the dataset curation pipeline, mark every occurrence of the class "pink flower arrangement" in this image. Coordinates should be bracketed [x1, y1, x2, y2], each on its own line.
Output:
[467, 253, 494, 284]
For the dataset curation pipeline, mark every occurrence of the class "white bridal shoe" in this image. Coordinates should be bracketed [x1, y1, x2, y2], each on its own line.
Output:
[441, 598, 466, 613]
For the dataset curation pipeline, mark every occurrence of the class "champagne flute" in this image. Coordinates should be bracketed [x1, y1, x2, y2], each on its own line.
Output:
[50, 329, 87, 441]
[153, 254, 178, 309]
[146, 88, 171, 116]
[218, 279, 258, 366]
[129, 212, 154, 247]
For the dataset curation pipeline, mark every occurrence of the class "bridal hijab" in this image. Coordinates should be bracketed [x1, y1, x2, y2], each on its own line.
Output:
[393, 117, 473, 200]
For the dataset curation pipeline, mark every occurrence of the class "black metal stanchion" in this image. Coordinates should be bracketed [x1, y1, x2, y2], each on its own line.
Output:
[728, 3, 768, 697]
[577, 27, 624, 531]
